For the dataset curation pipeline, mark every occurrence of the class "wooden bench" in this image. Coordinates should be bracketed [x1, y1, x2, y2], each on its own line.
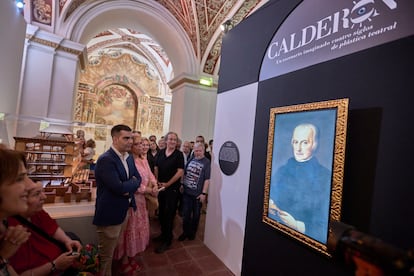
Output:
[45, 184, 68, 197]
[70, 183, 92, 202]
[43, 189, 56, 203]
[64, 186, 73, 203]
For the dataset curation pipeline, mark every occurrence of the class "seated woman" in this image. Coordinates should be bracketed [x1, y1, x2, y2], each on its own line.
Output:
[7, 181, 82, 275]
[0, 146, 32, 275]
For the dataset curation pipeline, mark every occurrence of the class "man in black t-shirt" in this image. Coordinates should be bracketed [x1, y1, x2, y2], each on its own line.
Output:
[154, 132, 184, 253]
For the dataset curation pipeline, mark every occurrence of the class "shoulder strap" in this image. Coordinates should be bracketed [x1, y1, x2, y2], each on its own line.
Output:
[12, 215, 67, 252]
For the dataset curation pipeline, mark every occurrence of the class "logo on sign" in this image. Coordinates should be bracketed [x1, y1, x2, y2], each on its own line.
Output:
[259, 0, 412, 81]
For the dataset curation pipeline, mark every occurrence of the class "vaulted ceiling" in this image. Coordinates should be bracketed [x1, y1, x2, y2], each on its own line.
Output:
[54, 0, 268, 76]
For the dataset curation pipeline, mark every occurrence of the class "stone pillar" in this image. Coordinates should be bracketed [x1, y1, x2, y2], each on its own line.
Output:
[168, 73, 217, 142]
[16, 24, 86, 138]
[0, 0, 26, 146]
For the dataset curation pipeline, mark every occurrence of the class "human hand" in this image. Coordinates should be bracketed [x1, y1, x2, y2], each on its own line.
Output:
[54, 252, 79, 270]
[268, 199, 281, 215]
[0, 225, 31, 259]
[278, 210, 296, 227]
[64, 239, 82, 253]
[278, 211, 305, 233]
[197, 194, 207, 203]
[151, 186, 159, 196]
[158, 182, 167, 191]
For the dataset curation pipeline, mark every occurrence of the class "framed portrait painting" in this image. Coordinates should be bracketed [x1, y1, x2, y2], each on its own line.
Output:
[262, 98, 349, 256]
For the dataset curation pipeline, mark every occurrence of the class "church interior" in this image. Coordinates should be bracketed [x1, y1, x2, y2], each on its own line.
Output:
[2, 0, 414, 275]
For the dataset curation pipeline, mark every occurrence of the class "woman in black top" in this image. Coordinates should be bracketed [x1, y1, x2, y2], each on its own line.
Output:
[147, 139, 159, 173]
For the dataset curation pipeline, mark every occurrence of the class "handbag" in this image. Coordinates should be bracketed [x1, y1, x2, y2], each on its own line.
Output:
[145, 193, 159, 219]
[145, 193, 159, 208]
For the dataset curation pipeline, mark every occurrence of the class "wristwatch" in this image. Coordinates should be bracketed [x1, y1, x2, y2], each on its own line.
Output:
[50, 261, 57, 273]
[201, 192, 207, 195]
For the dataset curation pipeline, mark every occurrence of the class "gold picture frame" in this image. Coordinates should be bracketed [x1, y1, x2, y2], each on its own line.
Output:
[262, 98, 349, 256]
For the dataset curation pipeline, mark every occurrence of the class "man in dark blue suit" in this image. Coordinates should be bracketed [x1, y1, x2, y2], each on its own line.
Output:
[93, 124, 141, 275]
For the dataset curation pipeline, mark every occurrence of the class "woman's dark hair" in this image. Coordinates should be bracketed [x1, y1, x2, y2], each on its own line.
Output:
[0, 147, 26, 187]
[85, 139, 96, 148]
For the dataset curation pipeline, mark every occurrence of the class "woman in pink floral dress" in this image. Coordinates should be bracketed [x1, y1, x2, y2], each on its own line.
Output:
[114, 135, 158, 274]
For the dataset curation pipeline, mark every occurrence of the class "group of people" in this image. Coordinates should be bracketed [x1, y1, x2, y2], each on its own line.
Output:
[0, 121, 333, 275]
[0, 145, 82, 276]
[93, 125, 212, 275]
[0, 125, 212, 276]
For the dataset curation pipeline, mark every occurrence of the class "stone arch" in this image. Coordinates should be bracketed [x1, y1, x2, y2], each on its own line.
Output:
[94, 77, 145, 99]
[93, 83, 138, 128]
[58, 0, 199, 78]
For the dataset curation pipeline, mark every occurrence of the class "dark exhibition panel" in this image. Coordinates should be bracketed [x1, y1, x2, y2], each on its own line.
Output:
[217, 0, 302, 93]
[218, 0, 414, 275]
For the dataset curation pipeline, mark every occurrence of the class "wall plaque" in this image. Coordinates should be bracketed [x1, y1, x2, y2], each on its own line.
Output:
[219, 141, 240, 176]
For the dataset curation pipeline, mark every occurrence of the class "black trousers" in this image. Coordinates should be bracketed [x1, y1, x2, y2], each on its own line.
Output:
[158, 188, 179, 244]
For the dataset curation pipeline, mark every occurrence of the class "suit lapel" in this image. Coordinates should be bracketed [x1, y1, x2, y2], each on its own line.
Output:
[127, 154, 135, 176]
[109, 148, 128, 180]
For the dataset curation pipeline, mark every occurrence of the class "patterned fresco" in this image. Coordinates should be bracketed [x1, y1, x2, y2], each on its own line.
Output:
[31, 0, 52, 25]
[74, 52, 166, 137]
[195, 0, 237, 58]
[63, 0, 84, 20]
[86, 29, 171, 84]
[59, 0, 267, 74]
[203, 0, 262, 74]
[137, 96, 165, 137]
[95, 85, 136, 127]
[155, 0, 198, 56]
[59, 0, 67, 15]
[24, 0, 267, 136]
[84, 53, 160, 97]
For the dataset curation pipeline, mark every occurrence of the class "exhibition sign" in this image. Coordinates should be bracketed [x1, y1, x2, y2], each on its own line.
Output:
[260, 0, 414, 81]
[219, 141, 240, 176]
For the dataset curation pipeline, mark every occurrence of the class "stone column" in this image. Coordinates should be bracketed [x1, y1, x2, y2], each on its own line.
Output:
[0, 0, 26, 146]
[16, 24, 86, 138]
[168, 73, 217, 142]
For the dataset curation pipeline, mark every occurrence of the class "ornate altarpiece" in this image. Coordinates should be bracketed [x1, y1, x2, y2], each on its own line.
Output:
[73, 53, 166, 138]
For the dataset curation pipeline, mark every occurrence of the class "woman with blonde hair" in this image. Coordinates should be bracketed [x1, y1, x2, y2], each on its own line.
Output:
[113, 136, 158, 274]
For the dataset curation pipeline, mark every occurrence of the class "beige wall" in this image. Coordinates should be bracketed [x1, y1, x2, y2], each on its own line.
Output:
[0, 1, 26, 146]
[56, 216, 97, 245]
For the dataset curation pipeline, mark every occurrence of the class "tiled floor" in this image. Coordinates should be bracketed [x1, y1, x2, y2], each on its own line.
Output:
[113, 213, 234, 276]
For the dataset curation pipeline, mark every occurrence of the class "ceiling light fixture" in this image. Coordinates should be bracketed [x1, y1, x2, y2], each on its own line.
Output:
[220, 19, 233, 34]
[199, 77, 213, 87]
[15, 0, 24, 9]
